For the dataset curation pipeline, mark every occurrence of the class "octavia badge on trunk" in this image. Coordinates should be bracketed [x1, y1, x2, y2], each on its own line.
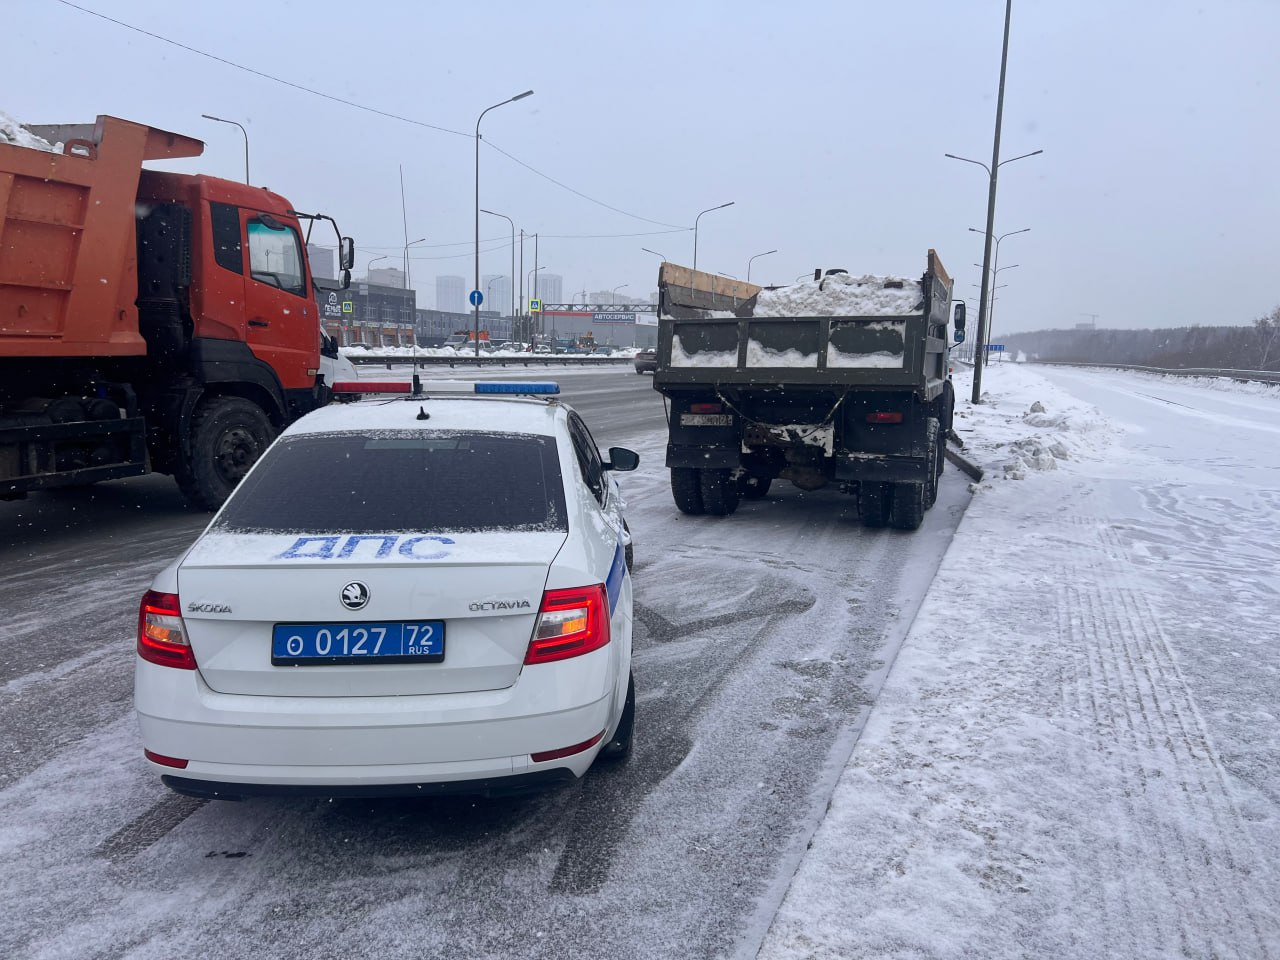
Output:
[341, 582, 370, 610]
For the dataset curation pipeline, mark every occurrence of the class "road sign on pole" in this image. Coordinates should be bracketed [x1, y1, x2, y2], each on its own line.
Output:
[987, 344, 1005, 352]
[529, 299, 542, 313]
[469, 289, 484, 307]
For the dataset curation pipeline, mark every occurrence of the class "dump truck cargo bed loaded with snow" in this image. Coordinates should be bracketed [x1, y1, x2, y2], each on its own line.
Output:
[651, 253, 966, 529]
[0, 113, 355, 508]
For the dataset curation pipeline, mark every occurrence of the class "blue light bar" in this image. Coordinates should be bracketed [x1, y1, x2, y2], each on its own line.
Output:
[473, 382, 560, 395]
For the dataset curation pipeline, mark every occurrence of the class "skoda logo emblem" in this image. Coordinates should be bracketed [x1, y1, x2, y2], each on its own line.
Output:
[340, 581, 370, 610]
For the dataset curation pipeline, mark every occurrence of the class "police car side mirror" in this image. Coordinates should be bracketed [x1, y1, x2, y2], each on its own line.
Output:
[603, 447, 639, 472]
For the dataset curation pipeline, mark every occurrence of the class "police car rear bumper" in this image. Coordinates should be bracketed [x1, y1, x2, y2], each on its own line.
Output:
[135, 648, 617, 790]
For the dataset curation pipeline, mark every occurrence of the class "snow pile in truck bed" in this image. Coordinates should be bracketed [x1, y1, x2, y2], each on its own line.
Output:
[0, 111, 60, 153]
[753, 273, 923, 317]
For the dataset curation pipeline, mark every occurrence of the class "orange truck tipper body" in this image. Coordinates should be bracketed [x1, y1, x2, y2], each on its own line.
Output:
[0, 115, 354, 507]
[0, 117, 203, 358]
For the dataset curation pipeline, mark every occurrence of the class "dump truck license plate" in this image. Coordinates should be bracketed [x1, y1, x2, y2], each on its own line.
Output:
[680, 414, 733, 426]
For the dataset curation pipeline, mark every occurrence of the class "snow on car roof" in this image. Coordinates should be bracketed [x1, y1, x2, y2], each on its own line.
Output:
[286, 394, 565, 438]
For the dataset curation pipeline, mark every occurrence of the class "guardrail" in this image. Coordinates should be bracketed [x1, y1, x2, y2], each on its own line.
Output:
[345, 354, 633, 368]
[1030, 361, 1280, 385]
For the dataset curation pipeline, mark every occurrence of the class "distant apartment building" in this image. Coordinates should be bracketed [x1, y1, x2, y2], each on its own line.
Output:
[533, 273, 563, 305]
[482, 274, 512, 316]
[436, 275, 466, 314]
[368, 266, 406, 289]
[307, 244, 335, 281]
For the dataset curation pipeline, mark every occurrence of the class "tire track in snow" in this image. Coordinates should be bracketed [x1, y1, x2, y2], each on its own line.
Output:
[1056, 508, 1279, 958]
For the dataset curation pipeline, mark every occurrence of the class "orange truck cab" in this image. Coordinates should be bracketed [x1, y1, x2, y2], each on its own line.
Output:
[0, 115, 354, 508]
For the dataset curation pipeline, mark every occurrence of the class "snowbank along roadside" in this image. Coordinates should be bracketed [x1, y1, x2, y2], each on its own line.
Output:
[756, 363, 1280, 960]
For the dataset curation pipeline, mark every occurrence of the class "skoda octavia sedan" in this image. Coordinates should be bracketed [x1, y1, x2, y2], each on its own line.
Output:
[135, 381, 638, 799]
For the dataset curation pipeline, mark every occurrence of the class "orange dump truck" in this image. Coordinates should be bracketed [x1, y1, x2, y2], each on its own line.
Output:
[0, 115, 354, 508]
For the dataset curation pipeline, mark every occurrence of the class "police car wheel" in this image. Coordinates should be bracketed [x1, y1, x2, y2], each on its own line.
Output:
[600, 672, 635, 761]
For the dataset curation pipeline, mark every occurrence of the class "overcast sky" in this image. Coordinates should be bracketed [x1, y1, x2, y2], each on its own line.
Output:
[7, 0, 1279, 333]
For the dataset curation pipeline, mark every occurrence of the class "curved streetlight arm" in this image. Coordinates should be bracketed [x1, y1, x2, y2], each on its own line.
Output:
[692, 201, 734, 274]
[999, 148, 1043, 168]
[970, 226, 1031, 244]
[641, 247, 667, 261]
[944, 153, 990, 177]
[746, 248, 777, 284]
[481, 209, 517, 320]
[201, 114, 249, 184]
[948, 149, 1042, 177]
[476, 91, 534, 356]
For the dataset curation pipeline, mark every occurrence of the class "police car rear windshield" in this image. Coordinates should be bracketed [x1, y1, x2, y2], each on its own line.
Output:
[215, 431, 568, 534]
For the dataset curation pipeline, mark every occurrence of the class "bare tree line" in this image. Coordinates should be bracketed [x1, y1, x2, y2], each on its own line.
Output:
[1003, 306, 1280, 371]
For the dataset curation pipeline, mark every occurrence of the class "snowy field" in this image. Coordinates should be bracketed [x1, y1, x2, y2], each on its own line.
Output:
[758, 363, 1280, 959]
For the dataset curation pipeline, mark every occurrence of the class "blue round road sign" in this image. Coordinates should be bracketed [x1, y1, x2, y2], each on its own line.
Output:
[469, 289, 484, 307]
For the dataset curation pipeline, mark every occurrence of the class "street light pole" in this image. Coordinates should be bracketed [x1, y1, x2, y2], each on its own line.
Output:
[693, 202, 734, 274]
[481, 208, 516, 322]
[640, 247, 667, 261]
[366, 255, 390, 278]
[475, 90, 534, 357]
[746, 249, 778, 284]
[611, 283, 628, 305]
[969, 226, 1029, 365]
[944, 0, 1040, 401]
[201, 114, 249, 184]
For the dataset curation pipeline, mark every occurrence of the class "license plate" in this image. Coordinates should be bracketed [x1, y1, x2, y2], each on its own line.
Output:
[271, 621, 444, 665]
[680, 414, 733, 426]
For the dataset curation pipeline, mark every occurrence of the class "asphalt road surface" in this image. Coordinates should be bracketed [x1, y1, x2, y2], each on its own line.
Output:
[0, 368, 971, 960]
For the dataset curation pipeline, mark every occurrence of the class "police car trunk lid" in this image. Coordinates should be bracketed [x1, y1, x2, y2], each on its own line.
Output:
[177, 531, 566, 697]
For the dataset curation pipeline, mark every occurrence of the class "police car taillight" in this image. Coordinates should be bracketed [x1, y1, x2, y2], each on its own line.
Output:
[525, 585, 610, 664]
[137, 590, 197, 670]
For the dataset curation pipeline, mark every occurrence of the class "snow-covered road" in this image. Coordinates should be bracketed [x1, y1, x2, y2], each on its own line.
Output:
[0, 370, 970, 960]
[6, 363, 1273, 959]
[758, 364, 1280, 959]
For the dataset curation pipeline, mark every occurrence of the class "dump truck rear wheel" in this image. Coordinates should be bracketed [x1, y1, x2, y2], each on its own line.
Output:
[889, 481, 926, 530]
[670, 467, 705, 515]
[860, 481, 891, 527]
[700, 468, 740, 516]
[176, 396, 275, 511]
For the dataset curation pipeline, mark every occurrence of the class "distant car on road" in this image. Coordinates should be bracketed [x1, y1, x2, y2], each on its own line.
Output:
[634, 348, 658, 374]
[135, 381, 640, 800]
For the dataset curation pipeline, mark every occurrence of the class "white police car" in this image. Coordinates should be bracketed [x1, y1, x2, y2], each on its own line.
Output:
[134, 380, 638, 799]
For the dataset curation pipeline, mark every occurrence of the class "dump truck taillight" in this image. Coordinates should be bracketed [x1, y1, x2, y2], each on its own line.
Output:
[866, 412, 904, 424]
[689, 402, 723, 414]
[525, 585, 610, 664]
[137, 590, 197, 670]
